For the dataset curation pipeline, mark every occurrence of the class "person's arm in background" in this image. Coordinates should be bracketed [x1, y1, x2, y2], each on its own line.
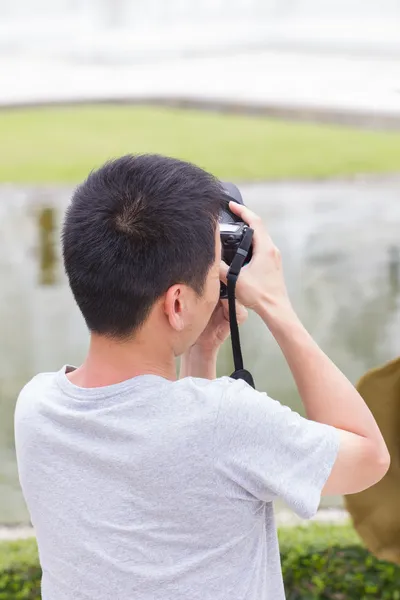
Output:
[220, 202, 390, 497]
[179, 300, 247, 380]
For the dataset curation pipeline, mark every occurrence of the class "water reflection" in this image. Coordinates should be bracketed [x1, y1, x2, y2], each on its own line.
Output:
[2, 178, 400, 523]
[38, 207, 57, 286]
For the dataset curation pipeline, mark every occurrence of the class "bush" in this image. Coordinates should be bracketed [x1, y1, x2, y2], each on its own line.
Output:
[279, 525, 400, 599]
[0, 524, 399, 599]
[0, 538, 40, 600]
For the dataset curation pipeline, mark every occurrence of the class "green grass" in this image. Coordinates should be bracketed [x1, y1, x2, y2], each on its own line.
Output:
[278, 522, 360, 551]
[1, 105, 400, 183]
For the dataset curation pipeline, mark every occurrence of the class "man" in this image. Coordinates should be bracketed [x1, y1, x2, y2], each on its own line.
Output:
[15, 154, 389, 600]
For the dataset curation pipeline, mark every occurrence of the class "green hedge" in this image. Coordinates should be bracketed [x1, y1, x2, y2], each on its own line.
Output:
[279, 525, 400, 599]
[0, 537, 40, 600]
[1, 525, 399, 599]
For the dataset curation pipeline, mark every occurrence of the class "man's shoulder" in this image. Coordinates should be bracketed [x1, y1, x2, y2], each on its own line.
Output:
[176, 376, 269, 415]
[16, 370, 59, 406]
[176, 375, 250, 397]
[209, 377, 289, 428]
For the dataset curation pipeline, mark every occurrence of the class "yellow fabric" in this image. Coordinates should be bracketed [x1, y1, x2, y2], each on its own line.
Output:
[345, 357, 400, 564]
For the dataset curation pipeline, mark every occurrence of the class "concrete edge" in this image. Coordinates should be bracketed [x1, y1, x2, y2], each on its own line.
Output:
[1, 96, 400, 131]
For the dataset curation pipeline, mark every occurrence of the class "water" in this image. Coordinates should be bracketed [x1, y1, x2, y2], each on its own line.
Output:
[2, 177, 400, 524]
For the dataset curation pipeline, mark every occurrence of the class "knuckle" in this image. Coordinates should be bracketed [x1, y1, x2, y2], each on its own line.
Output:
[268, 245, 281, 260]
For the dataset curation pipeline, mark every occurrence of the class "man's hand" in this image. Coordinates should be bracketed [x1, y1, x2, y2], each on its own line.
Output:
[219, 201, 294, 330]
[194, 299, 248, 354]
[180, 299, 248, 379]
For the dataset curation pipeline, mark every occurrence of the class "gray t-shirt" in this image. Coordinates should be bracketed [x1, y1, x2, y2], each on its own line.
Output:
[15, 366, 339, 600]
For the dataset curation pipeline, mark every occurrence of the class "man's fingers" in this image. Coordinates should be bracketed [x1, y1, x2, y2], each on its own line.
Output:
[220, 299, 229, 318]
[229, 201, 262, 229]
[229, 202, 276, 255]
[228, 201, 271, 254]
[221, 299, 248, 323]
[236, 303, 249, 324]
[219, 260, 229, 284]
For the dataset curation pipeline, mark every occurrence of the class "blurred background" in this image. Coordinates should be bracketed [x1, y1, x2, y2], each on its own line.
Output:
[1, 0, 400, 528]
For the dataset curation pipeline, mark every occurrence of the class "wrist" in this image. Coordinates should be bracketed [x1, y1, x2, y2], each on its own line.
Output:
[256, 297, 302, 337]
[185, 343, 219, 361]
[180, 344, 218, 380]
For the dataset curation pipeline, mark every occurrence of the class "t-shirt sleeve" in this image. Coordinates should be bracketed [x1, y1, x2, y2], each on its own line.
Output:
[214, 378, 340, 519]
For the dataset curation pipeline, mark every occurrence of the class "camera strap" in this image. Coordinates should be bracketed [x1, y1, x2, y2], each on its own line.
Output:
[227, 227, 255, 389]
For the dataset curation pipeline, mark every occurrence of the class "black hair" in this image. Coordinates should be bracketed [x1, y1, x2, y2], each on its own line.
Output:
[62, 154, 223, 338]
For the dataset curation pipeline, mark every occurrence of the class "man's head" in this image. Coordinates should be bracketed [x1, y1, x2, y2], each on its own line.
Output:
[62, 154, 223, 355]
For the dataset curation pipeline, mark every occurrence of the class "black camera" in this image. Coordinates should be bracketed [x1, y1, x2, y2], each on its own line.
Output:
[219, 182, 253, 298]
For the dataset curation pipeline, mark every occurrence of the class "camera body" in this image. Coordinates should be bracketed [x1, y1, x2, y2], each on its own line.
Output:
[219, 182, 253, 298]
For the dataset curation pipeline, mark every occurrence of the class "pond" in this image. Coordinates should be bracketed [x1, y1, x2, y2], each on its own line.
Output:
[1, 177, 400, 523]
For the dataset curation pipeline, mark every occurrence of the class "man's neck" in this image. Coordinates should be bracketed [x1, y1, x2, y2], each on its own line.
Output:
[68, 333, 177, 388]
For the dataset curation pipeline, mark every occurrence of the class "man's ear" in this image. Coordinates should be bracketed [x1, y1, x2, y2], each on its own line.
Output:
[164, 284, 186, 331]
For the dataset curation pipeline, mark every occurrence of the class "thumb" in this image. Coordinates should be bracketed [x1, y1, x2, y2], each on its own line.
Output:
[219, 260, 229, 284]
[236, 302, 249, 324]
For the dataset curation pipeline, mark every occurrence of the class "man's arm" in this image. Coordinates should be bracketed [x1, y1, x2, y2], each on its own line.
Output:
[179, 300, 247, 380]
[220, 201, 390, 497]
[261, 305, 390, 495]
[180, 346, 218, 380]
